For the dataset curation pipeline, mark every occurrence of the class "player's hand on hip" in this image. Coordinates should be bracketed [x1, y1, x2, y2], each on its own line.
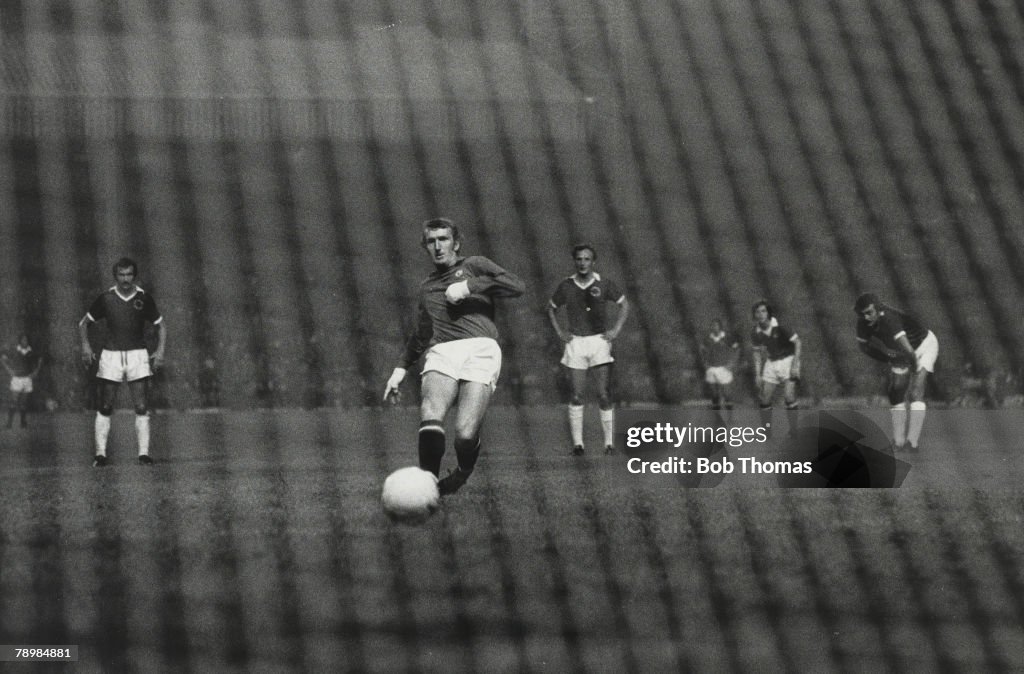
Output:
[603, 328, 620, 341]
[151, 351, 165, 370]
[445, 280, 471, 304]
[81, 348, 95, 366]
[384, 367, 407, 403]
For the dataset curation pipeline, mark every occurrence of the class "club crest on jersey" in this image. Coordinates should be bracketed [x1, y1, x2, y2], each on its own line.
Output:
[589, 286, 602, 298]
[455, 269, 465, 278]
[133, 299, 145, 310]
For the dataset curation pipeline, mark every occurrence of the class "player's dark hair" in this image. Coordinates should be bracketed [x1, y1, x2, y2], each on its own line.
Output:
[751, 300, 773, 319]
[421, 218, 462, 248]
[854, 293, 879, 313]
[572, 243, 597, 260]
[112, 257, 138, 277]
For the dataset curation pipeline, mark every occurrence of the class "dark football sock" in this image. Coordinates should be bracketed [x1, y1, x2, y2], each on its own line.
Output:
[418, 420, 445, 476]
[759, 404, 773, 429]
[785, 402, 799, 432]
[454, 436, 481, 474]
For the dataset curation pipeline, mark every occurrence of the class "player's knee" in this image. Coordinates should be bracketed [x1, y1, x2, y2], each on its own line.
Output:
[597, 393, 612, 409]
[98, 405, 114, 417]
[888, 388, 905, 406]
[135, 405, 148, 416]
[569, 393, 584, 406]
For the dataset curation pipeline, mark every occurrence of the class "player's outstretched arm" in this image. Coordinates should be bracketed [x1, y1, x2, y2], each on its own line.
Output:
[857, 338, 895, 363]
[465, 257, 525, 298]
[383, 367, 407, 403]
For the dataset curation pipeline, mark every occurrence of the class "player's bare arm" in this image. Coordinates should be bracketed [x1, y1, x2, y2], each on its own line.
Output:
[603, 296, 630, 341]
[151, 321, 167, 370]
[78, 316, 95, 364]
[790, 336, 802, 379]
[894, 333, 918, 368]
[547, 304, 572, 343]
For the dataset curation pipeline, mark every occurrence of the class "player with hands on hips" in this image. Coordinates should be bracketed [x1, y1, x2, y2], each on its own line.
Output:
[547, 244, 630, 456]
[79, 257, 166, 466]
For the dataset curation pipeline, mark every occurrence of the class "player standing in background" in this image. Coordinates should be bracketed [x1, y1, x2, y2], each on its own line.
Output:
[547, 244, 630, 456]
[750, 300, 801, 437]
[854, 293, 939, 452]
[79, 257, 166, 466]
[383, 218, 524, 495]
[2, 334, 43, 429]
[699, 319, 740, 426]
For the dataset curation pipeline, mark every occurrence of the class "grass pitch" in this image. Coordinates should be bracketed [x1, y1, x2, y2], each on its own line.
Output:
[1, 406, 1023, 672]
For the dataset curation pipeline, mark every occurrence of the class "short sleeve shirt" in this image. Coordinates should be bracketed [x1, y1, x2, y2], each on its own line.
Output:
[85, 286, 162, 351]
[856, 305, 928, 351]
[751, 323, 798, 361]
[549, 273, 625, 337]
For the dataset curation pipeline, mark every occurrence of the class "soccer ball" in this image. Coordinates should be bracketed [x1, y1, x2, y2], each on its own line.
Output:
[381, 466, 440, 524]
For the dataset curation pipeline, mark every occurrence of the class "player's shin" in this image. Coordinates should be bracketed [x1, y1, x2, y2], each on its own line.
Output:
[785, 402, 799, 436]
[569, 404, 585, 448]
[759, 405, 773, 434]
[890, 403, 908, 447]
[600, 407, 615, 447]
[454, 436, 481, 475]
[907, 401, 926, 447]
[95, 412, 111, 455]
[418, 420, 446, 476]
[135, 413, 150, 456]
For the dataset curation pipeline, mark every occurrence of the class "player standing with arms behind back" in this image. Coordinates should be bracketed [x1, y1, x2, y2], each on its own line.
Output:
[547, 244, 630, 456]
[79, 258, 166, 466]
[2, 334, 43, 429]
[383, 219, 524, 495]
[750, 300, 801, 437]
[854, 293, 939, 452]
[699, 318, 740, 426]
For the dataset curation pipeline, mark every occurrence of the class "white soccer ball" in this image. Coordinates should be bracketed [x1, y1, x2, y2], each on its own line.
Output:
[381, 466, 440, 524]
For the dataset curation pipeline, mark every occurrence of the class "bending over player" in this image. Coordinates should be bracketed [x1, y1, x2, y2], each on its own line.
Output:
[383, 218, 524, 495]
[854, 293, 939, 452]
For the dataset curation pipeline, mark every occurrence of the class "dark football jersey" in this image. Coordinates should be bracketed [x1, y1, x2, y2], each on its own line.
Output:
[751, 322, 798, 360]
[5, 345, 39, 377]
[399, 256, 524, 368]
[702, 330, 740, 368]
[549, 273, 625, 337]
[856, 304, 928, 351]
[85, 286, 162, 350]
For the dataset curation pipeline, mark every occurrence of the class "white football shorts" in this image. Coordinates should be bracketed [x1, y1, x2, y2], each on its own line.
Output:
[705, 365, 734, 386]
[97, 348, 153, 382]
[892, 330, 939, 375]
[761, 355, 795, 386]
[561, 334, 614, 370]
[423, 337, 502, 391]
[10, 376, 33, 394]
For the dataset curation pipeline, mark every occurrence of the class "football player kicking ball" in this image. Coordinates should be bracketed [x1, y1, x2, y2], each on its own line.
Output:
[854, 293, 939, 452]
[383, 219, 524, 495]
[79, 258, 166, 466]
